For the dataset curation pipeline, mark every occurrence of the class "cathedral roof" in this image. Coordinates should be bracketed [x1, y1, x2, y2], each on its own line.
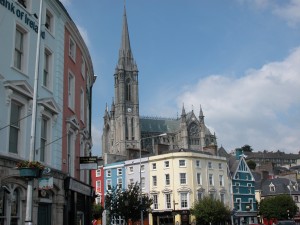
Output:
[140, 117, 180, 133]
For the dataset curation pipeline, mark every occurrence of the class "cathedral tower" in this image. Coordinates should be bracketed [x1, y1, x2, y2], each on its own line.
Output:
[102, 6, 140, 162]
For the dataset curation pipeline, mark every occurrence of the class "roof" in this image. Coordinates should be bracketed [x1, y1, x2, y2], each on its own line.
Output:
[261, 177, 300, 196]
[140, 117, 180, 133]
[245, 150, 300, 160]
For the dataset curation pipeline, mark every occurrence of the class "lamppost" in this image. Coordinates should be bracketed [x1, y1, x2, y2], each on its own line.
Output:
[25, 1, 43, 225]
[139, 133, 167, 225]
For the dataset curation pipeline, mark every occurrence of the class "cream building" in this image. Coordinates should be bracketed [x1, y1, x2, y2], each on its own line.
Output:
[148, 150, 232, 225]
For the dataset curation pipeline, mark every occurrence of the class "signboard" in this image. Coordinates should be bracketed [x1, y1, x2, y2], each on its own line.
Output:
[80, 156, 97, 170]
[38, 177, 53, 190]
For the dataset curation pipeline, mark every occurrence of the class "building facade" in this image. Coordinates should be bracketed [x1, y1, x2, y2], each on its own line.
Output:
[228, 149, 258, 225]
[0, 1, 95, 225]
[102, 7, 217, 164]
[148, 150, 231, 225]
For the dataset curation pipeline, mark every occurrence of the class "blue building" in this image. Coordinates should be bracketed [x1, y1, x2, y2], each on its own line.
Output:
[228, 148, 258, 225]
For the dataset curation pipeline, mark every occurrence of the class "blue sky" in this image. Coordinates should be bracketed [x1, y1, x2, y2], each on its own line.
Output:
[61, 0, 300, 156]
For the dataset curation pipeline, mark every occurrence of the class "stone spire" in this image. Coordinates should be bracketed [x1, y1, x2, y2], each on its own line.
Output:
[117, 6, 137, 72]
[199, 105, 204, 124]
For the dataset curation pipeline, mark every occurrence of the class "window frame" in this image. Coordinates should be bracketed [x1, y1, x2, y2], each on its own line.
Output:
[69, 36, 76, 61]
[179, 159, 186, 167]
[180, 173, 187, 185]
[68, 71, 75, 110]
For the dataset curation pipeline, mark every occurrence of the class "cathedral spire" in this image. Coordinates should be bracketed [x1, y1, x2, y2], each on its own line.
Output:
[199, 105, 204, 124]
[117, 5, 137, 71]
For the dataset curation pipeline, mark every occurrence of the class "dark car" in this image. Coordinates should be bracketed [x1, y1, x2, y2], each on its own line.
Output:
[277, 220, 296, 225]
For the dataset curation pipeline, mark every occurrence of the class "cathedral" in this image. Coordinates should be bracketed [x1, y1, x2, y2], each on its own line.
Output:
[102, 7, 217, 164]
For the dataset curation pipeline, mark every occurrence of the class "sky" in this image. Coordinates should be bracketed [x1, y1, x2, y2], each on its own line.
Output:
[60, 0, 300, 156]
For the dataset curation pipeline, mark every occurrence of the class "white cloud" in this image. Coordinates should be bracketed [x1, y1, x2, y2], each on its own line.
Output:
[273, 0, 300, 26]
[237, 0, 300, 26]
[177, 47, 300, 153]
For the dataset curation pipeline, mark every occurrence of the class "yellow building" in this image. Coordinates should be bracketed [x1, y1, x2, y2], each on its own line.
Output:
[148, 150, 232, 225]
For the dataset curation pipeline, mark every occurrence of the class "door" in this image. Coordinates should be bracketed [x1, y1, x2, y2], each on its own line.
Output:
[38, 203, 51, 225]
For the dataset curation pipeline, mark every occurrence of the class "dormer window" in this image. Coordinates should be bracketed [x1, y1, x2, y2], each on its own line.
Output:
[269, 183, 275, 192]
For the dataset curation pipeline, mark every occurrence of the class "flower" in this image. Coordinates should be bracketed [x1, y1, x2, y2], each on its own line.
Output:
[16, 160, 45, 170]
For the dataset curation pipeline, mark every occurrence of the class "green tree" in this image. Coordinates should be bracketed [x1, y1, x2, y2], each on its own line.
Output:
[241, 144, 253, 153]
[92, 203, 104, 220]
[105, 183, 153, 224]
[191, 196, 231, 225]
[259, 194, 298, 220]
[247, 160, 256, 170]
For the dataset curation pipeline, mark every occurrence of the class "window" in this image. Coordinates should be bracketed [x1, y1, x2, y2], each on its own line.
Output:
[180, 193, 188, 208]
[106, 170, 111, 177]
[9, 101, 22, 154]
[96, 169, 101, 177]
[69, 36, 76, 61]
[129, 166, 133, 173]
[14, 27, 25, 70]
[152, 163, 156, 170]
[117, 178, 122, 189]
[45, 9, 53, 33]
[219, 175, 224, 187]
[95, 196, 101, 205]
[81, 56, 85, 78]
[236, 199, 241, 210]
[294, 196, 299, 202]
[68, 72, 75, 109]
[106, 179, 112, 191]
[117, 168, 122, 176]
[197, 191, 203, 201]
[129, 178, 134, 186]
[2, 188, 21, 224]
[179, 160, 186, 167]
[125, 78, 131, 101]
[218, 163, 222, 169]
[164, 161, 169, 168]
[196, 160, 201, 168]
[43, 49, 52, 88]
[197, 173, 202, 185]
[67, 130, 75, 176]
[209, 174, 214, 186]
[153, 194, 158, 209]
[40, 116, 49, 162]
[165, 194, 171, 209]
[180, 173, 186, 185]
[80, 88, 84, 122]
[165, 174, 170, 186]
[152, 176, 157, 186]
[141, 177, 145, 189]
[270, 184, 275, 192]
[18, 0, 27, 8]
[141, 165, 145, 172]
[220, 193, 225, 203]
[96, 181, 101, 193]
[208, 162, 212, 169]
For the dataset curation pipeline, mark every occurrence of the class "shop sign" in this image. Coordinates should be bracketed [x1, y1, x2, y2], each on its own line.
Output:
[80, 156, 97, 170]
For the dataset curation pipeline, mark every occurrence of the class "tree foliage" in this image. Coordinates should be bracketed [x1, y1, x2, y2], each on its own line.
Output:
[92, 203, 104, 219]
[191, 196, 231, 225]
[246, 160, 256, 170]
[105, 183, 153, 224]
[241, 144, 253, 153]
[259, 194, 298, 220]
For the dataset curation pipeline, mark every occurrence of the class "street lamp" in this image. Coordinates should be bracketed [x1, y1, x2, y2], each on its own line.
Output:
[25, 1, 43, 225]
[139, 133, 167, 225]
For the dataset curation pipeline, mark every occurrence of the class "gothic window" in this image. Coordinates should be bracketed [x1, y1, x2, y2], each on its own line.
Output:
[188, 123, 200, 145]
[125, 78, 131, 101]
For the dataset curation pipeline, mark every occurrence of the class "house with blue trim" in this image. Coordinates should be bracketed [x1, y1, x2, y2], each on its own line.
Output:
[228, 148, 258, 225]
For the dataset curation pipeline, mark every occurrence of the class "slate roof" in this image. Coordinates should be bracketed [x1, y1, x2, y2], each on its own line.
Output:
[261, 177, 300, 196]
[245, 150, 300, 160]
[140, 117, 180, 133]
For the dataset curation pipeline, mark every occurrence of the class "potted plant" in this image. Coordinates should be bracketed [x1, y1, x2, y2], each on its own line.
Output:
[16, 160, 45, 178]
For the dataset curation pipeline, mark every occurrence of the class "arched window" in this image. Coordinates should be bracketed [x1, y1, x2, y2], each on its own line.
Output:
[188, 123, 200, 147]
[125, 78, 131, 101]
[0, 186, 21, 225]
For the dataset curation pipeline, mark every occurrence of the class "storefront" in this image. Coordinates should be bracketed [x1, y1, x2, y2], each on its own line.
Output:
[64, 177, 94, 225]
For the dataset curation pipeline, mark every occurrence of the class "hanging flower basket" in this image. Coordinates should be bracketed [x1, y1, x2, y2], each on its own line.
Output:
[16, 161, 45, 178]
[19, 167, 42, 178]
